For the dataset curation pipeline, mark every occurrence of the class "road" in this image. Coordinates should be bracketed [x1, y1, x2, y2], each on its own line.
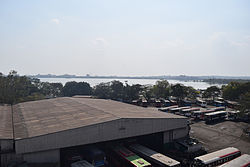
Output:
[190, 120, 250, 154]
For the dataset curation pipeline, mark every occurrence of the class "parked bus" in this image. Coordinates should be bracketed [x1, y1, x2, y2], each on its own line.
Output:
[227, 110, 240, 120]
[205, 111, 227, 123]
[218, 154, 250, 167]
[71, 160, 94, 167]
[192, 147, 241, 167]
[170, 106, 190, 114]
[213, 106, 226, 111]
[110, 145, 152, 167]
[158, 105, 178, 112]
[141, 99, 148, 107]
[129, 144, 181, 167]
[181, 108, 200, 117]
[196, 99, 207, 108]
[192, 109, 215, 120]
[214, 100, 225, 107]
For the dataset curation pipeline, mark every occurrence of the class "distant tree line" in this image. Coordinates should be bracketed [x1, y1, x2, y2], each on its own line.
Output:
[203, 78, 250, 84]
[93, 80, 199, 104]
[1, 71, 249, 114]
[0, 71, 91, 104]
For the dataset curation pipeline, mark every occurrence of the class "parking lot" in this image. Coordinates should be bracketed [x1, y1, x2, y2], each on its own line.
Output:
[190, 120, 250, 154]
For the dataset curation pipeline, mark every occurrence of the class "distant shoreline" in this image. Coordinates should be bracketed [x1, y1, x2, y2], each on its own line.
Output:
[31, 74, 250, 84]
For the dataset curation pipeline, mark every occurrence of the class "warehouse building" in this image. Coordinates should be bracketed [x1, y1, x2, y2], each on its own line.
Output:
[0, 97, 188, 166]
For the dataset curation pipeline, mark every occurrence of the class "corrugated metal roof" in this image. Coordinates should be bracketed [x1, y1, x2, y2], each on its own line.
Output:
[0, 105, 13, 139]
[13, 97, 184, 139]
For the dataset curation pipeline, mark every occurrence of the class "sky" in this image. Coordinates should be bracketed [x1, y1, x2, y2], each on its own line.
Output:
[0, 0, 250, 76]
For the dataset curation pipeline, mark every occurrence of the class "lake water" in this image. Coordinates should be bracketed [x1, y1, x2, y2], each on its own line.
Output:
[38, 77, 224, 90]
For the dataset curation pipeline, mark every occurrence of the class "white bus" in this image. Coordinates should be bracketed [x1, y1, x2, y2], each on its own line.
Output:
[170, 106, 190, 114]
[205, 111, 227, 123]
[192, 147, 241, 167]
[181, 108, 200, 117]
[191, 109, 215, 120]
[218, 154, 250, 167]
[158, 105, 178, 112]
[196, 99, 207, 107]
[129, 144, 181, 167]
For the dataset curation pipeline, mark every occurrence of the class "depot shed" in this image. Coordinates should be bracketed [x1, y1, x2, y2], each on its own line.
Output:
[1, 97, 188, 166]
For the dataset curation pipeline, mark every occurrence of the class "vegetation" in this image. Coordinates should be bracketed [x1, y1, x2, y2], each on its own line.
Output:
[62, 81, 92, 97]
[0, 71, 45, 104]
[1, 71, 249, 116]
[202, 86, 220, 99]
[93, 80, 142, 102]
[222, 82, 250, 113]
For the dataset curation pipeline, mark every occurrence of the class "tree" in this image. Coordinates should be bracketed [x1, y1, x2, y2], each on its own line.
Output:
[40, 82, 63, 97]
[203, 86, 220, 99]
[170, 84, 187, 101]
[239, 92, 250, 113]
[0, 71, 44, 104]
[185, 86, 198, 100]
[110, 80, 124, 100]
[222, 82, 250, 101]
[62, 81, 92, 97]
[123, 84, 142, 102]
[93, 82, 112, 99]
[152, 80, 170, 98]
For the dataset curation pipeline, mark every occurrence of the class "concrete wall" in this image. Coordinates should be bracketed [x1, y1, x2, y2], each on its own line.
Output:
[173, 127, 189, 140]
[15, 118, 187, 154]
[0, 139, 14, 152]
[1, 153, 23, 167]
[23, 149, 60, 164]
[163, 127, 189, 143]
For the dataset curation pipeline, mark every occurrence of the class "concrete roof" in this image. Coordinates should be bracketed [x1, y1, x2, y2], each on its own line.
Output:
[13, 97, 184, 139]
[0, 105, 13, 139]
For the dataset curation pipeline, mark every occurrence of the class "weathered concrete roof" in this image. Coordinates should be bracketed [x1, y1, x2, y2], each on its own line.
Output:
[0, 105, 13, 139]
[13, 97, 185, 139]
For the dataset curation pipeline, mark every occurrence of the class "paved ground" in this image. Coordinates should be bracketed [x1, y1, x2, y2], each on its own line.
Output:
[190, 120, 250, 154]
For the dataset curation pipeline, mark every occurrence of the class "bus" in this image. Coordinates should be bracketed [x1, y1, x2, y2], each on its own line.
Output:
[170, 106, 190, 114]
[191, 109, 215, 120]
[214, 100, 225, 107]
[213, 106, 226, 111]
[181, 108, 200, 117]
[129, 144, 181, 167]
[71, 160, 94, 167]
[158, 105, 178, 112]
[218, 154, 250, 167]
[205, 111, 227, 123]
[192, 147, 241, 167]
[110, 145, 152, 167]
[196, 99, 207, 108]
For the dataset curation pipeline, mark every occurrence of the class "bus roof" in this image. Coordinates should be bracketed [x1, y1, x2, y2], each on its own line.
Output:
[193, 109, 214, 114]
[127, 155, 151, 167]
[197, 99, 206, 102]
[218, 154, 250, 167]
[114, 146, 151, 167]
[205, 111, 227, 116]
[129, 144, 180, 166]
[194, 147, 240, 164]
[182, 108, 200, 112]
[214, 100, 224, 104]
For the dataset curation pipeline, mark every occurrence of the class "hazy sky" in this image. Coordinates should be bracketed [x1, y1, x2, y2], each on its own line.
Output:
[1, 0, 250, 76]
